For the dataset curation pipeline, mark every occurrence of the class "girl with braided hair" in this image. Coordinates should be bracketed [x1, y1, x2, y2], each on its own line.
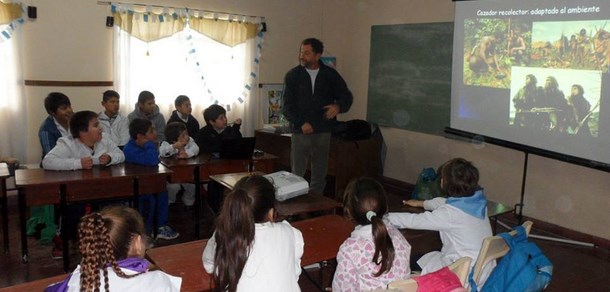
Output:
[332, 177, 412, 291]
[202, 175, 303, 292]
[46, 205, 181, 291]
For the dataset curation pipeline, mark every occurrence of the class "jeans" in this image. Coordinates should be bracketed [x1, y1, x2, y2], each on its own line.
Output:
[291, 132, 331, 195]
[138, 191, 169, 234]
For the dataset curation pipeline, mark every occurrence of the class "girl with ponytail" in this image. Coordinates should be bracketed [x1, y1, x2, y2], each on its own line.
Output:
[202, 175, 303, 292]
[332, 177, 412, 291]
[45, 205, 181, 291]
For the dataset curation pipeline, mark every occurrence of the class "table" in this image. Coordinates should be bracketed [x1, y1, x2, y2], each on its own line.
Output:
[161, 153, 278, 238]
[0, 163, 10, 254]
[146, 215, 354, 292]
[254, 130, 382, 198]
[15, 163, 171, 272]
[208, 172, 342, 218]
[0, 274, 66, 292]
[146, 240, 212, 292]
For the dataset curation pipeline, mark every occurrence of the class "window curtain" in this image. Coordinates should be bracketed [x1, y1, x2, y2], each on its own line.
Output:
[112, 4, 263, 136]
[0, 2, 27, 161]
[0, 1, 22, 25]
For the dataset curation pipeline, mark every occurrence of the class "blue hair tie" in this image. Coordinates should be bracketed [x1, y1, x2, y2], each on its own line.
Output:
[366, 210, 377, 222]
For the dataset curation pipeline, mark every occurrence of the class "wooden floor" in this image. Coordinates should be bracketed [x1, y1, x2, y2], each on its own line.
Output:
[0, 189, 609, 291]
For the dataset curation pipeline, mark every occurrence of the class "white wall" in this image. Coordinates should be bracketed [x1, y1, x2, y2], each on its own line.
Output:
[323, 0, 610, 240]
[17, 0, 610, 240]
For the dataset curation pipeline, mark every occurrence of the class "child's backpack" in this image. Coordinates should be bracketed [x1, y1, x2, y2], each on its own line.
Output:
[469, 225, 553, 292]
[411, 167, 443, 200]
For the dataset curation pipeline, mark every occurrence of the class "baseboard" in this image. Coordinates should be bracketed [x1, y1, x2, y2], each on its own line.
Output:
[378, 176, 610, 251]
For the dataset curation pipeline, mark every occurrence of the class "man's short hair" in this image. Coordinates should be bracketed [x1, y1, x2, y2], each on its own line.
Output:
[440, 158, 480, 197]
[165, 122, 187, 143]
[44, 92, 71, 115]
[174, 95, 190, 107]
[129, 118, 153, 140]
[302, 38, 324, 55]
[69, 111, 98, 138]
[102, 90, 120, 102]
[203, 104, 226, 125]
[137, 90, 155, 104]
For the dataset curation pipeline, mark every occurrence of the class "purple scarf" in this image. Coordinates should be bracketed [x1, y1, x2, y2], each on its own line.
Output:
[45, 257, 151, 292]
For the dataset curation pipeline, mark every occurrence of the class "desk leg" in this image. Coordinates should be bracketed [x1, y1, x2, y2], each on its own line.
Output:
[153, 192, 159, 239]
[60, 184, 70, 273]
[133, 177, 139, 210]
[1, 179, 8, 254]
[18, 188, 28, 263]
[194, 167, 201, 239]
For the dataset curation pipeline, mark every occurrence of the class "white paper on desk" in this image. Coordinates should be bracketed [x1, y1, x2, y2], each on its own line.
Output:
[263, 171, 309, 201]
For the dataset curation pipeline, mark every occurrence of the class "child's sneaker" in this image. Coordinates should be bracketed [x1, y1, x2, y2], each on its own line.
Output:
[156, 226, 179, 240]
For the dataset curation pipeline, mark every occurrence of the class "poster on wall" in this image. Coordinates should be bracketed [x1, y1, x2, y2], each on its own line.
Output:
[261, 83, 284, 125]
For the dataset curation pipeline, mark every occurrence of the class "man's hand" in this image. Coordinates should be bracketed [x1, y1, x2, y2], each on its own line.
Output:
[324, 104, 340, 119]
[234, 118, 242, 125]
[99, 153, 111, 166]
[173, 140, 185, 150]
[81, 157, 94, 169]
[301, 122, 314, 134]
[177, 149, 188, 159]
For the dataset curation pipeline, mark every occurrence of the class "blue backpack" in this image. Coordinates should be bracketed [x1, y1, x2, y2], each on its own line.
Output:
[469, 225, 553, 292]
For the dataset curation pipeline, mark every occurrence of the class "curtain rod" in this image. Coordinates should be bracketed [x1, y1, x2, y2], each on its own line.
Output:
[96, 1, 264, 19]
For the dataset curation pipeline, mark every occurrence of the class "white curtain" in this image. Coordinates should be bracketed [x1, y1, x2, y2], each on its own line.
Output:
[113, 25, 260, 137]
[0, 23, 27, 161]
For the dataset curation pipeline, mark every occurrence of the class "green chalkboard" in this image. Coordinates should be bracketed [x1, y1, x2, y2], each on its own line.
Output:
[367, 22, 453, 136]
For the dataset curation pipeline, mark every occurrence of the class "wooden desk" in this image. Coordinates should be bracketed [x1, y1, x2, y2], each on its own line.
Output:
[146, 240, 212, 292]
[0, 163, 10, 254]
[208, 172, 342, 218]
[161, 153, 278, 238]
[146, 215, 354, 292]
[15, 163, 171, 272]
[0, 274, 66, 292]
[255, 130, 382, 199]
[291, 215, 354, 266]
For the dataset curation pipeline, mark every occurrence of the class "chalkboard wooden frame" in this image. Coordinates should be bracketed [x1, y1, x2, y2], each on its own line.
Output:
[367, 22, 454, 136]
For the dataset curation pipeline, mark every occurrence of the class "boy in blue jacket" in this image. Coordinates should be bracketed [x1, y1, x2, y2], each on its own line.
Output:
[123, 118, 179, 240]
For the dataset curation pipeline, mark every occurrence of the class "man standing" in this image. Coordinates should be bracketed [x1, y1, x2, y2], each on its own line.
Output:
[282, 38, 353, 195]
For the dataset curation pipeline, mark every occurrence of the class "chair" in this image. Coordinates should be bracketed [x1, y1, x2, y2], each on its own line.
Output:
[468, 221, 533, 289]
[387, 256, 472, 291]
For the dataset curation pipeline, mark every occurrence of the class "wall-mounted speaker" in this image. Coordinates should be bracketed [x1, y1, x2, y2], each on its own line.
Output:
[106, 16, 114, 27]
[27, 6, 37, 19]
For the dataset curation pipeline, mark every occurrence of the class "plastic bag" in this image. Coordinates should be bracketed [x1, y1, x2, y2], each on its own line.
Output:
[411, 167, 443, 200]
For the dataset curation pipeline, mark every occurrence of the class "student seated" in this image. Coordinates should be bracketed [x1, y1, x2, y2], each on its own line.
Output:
[160, 122, 199, 207]
[195, 104, 242, 154]
[167, 95, 200, 138]
[42, 110, 124, 170]
[202, 175, 303, 292]
[45, 205, 181, 291]
[123, 118, 179, 240]
[98, 90, 130, 148]
[31, 92, 73, 253]
[39, 92, 74, 159]
[332, 177, 412, 291]
[387, 158, 495, 287]
[128, 90, 167, 142]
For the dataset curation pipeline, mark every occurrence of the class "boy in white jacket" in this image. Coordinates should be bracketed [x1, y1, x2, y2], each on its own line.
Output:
[387, 158, 495, 288]
[43, 110, 124, 170]
[160, 122, 199, 206]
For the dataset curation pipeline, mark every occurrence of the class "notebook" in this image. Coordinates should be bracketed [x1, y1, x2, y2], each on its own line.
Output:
[218, 137, 256, 159]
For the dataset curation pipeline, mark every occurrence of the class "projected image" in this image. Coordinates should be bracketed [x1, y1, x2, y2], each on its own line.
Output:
[531, 20, 610, 72]
[509, 67, 600, 137]
[463, 18, 531, 89]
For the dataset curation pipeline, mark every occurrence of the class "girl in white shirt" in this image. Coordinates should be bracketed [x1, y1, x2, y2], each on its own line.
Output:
[388, 158, 495, 287]
[202, 175, 304, 292]
[45, 205, 181, 291]
[160, 122, 199, 206]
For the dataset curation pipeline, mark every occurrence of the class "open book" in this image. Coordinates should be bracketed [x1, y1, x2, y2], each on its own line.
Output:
[263, 171, 309, 201]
